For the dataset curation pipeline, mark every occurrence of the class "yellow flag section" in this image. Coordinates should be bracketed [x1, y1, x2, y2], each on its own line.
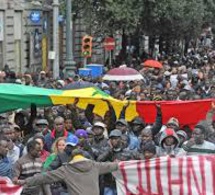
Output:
[50, 87, 138, 121]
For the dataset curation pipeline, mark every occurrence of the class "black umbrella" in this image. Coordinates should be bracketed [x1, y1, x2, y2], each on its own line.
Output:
[63, 81, 95, 90]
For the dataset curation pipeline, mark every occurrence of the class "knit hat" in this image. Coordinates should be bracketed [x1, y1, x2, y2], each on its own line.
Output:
[167, 117, 179, 128]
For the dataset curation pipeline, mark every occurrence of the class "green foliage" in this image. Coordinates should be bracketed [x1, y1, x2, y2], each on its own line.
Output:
[64, 0, 215, 40]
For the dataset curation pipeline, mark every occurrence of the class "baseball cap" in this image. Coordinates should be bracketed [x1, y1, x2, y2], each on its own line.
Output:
[36, 119, 49, 126]
[13, 124, 21, 131]
[66, 135, 79, 147]
[115, 119, 128, 126]
[93, 122, 106, 129]
[109, 129, 122, 138]
[75, 129, 88, 139]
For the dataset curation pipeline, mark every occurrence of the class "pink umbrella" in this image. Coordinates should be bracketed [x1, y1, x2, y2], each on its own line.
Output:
[103, 65, 144, 81]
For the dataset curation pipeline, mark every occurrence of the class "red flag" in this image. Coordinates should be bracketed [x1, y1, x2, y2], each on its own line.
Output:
[0, 177, 23, 195]
[136, 99, 213, 128]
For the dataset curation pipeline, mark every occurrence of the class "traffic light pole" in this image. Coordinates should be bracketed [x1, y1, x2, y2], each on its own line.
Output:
[64, 0, 76, 77]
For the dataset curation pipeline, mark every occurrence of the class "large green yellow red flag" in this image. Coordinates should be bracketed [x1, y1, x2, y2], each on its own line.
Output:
[0, 84, 213, 128]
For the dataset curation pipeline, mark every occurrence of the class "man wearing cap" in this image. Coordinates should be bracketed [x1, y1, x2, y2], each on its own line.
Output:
[75, 129, 94, 159]
[97, 129, 136, 195]
[91, 122, 109, 160]
[37, 71, 48, 88]
[34, 119, 50, 136]
[115, 119, 139, 150]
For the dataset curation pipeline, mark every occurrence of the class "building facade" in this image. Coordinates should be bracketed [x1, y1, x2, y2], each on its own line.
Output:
[0, 0, 52, 73]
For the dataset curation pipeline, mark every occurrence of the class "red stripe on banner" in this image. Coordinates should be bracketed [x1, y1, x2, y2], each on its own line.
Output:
[136, 99, 213, 128]
[205, 156, 215, 194]
[155, 158, 163, 194]
[199, 156, 206, 195]
[187, 157, 204, 195]
[167, 157, 172, 195]
[119, 162, 129, 195]
[145, 160, 151, 193]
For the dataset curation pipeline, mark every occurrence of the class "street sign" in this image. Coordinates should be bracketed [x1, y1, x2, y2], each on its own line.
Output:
[104, 37, 115, 51]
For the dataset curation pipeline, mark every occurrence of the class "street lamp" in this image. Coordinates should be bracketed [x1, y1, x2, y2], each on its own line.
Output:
[64, 0, 76, 78]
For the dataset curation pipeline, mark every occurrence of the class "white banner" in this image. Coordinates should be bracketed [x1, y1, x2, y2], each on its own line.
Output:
[0, 177, 23, 195]
[114, 156, 215, 195]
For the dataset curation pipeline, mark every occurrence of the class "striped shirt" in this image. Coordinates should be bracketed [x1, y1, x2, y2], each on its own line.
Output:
[13, 154, 42, 195]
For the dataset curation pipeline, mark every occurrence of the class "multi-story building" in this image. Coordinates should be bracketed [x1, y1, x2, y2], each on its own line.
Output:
[0, 0, 52, 73]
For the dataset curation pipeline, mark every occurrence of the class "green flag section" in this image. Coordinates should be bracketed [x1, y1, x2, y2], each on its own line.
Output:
[0, 84, 61, 113]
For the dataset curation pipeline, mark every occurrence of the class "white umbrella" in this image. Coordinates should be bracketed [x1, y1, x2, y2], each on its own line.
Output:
[103, 65, 143, 81]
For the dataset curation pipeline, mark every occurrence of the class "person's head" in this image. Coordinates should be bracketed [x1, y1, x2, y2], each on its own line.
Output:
[65, 135, 79, 156]
[33, 135, 45, 149]
[2, 125, 15, 142]
[160, 128, 179, 148]
[13, 124, 22, 141]
[115, 119, 128, 134]
[109, 129, 122, 149]
[92, 122, 106, 137]
[40, 71, 46, 79]
[140, 126, 153, 143]
[27, 140, 42, 158]
[75, 129, 88, 139]
[35, 119, 49, 134]
[192, 127, 205, 145]
[121, 134, 129, 149]
[131, 117, 145, 134]
[164, 136, 176, 146]
[142, 141, 157, 159]
[176, 130, 188, 147]
[51, 137, 66, 154]
[65, 118, 73, 131]
[166, 117, 179, 131]
[71, 148, 87, 159]
[0, 136, 9, 157]
[54, 116, 65, 133]
[24, 74, 32, 83]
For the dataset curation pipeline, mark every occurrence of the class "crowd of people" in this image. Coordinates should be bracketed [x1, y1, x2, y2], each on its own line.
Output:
[0, 50, 215, 195]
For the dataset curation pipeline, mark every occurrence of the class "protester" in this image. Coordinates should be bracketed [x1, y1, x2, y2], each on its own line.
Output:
[157, 128, 181, 157]
[16, 149, 118, 195]
[179, 121, 215, 155]
[140, 140, 157, 159]
[0, 136, 12, 179]
[44, 116, 72, 152]
[33, 135, 50, 162]
[12, 140, 43, 195]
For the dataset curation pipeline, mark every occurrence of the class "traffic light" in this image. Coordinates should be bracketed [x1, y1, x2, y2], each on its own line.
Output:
[82, 35, 93, 58]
